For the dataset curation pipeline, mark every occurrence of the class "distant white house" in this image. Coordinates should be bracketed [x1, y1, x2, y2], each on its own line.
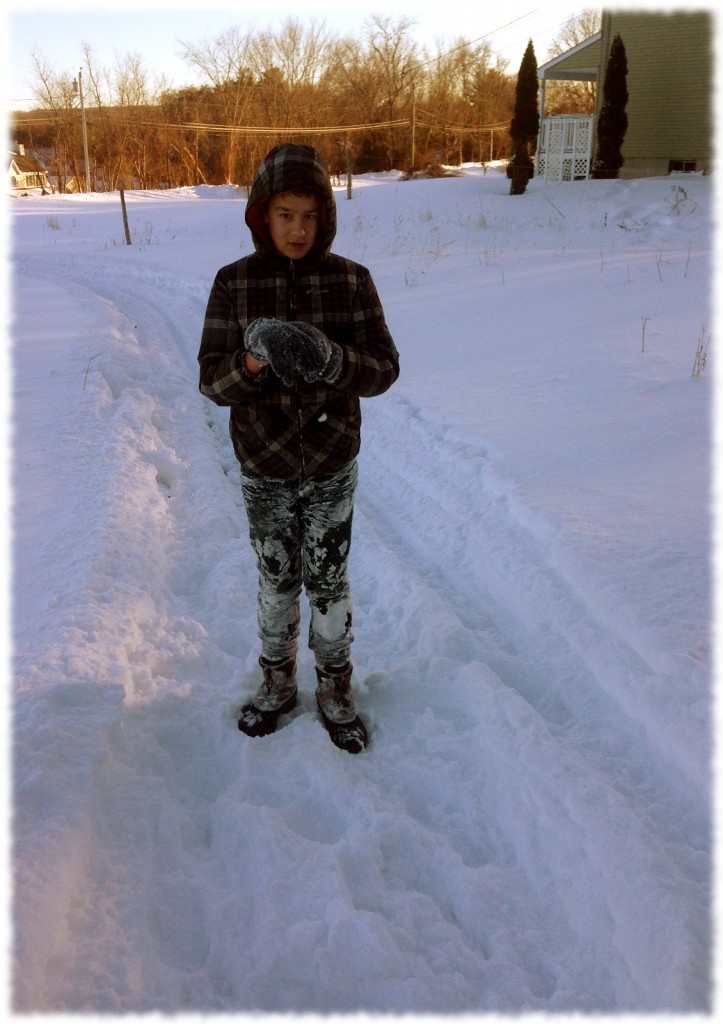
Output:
[8, 145, 51, 193]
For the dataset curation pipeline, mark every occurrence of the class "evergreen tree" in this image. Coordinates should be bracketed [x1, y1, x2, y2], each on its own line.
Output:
[593, 33, 628, 178]
[507, 40, 539, 194]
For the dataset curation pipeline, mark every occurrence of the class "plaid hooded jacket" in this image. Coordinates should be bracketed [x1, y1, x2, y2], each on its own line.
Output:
[198, 144, 400, 480]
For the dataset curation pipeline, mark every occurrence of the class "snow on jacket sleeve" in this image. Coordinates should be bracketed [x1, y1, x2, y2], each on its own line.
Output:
[198, 267, 269, 406]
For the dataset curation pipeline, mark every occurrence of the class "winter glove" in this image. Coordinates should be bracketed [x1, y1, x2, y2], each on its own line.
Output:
[288, 321, 344, 384]
[245, 319, 343, 386]
[244, 319, 297, 387]
[243, 317, 296, 385]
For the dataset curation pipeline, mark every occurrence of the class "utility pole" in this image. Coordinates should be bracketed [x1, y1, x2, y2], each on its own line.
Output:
[73, 69, 91, 193]
[411, 83, 416, 169]
[346, 134, 352, 200]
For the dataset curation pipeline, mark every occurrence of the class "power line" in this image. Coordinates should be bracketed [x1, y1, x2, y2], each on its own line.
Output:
[13, 110, 512, 137]
[416, 117, 510, 134]
[137, 118, 410, 135]
[140, 115, 511, 137]
[415, 8, 542, 70]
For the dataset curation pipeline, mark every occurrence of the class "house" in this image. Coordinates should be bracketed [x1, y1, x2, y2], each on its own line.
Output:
[535, 9, 713, 180]
[8, 144, 51, 193]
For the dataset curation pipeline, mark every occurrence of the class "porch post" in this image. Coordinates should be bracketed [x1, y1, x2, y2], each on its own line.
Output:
[535, 75, 547, 170]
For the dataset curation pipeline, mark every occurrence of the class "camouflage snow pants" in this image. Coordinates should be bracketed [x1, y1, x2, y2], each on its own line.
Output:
[240, 460, 358, 667]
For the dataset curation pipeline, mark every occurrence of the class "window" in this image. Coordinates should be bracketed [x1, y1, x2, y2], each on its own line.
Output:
[668, 160, 697, 173]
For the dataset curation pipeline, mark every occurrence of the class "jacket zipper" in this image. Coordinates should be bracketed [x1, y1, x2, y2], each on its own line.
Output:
[288, 260, 306, 478]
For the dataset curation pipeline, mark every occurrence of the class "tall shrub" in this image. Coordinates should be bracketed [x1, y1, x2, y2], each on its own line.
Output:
[593, 33, 628, 178]
[507, 40, 539, 195]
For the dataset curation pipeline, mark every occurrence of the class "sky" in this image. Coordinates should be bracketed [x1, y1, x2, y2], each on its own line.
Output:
[6, 0, 714, 112]
[4, 1, 577, 109]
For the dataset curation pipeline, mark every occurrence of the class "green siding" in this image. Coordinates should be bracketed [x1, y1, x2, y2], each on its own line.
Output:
[599, 11, 713, 173]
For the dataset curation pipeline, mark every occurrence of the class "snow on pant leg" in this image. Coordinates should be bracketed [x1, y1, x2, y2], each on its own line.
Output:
[240, 470, 302, 663]
[298, 460, 358, 668]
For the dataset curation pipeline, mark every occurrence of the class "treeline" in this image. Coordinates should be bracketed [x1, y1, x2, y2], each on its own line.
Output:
[11, 14, 597, 192]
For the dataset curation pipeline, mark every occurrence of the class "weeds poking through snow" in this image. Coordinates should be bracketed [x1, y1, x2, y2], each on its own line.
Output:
[667, 184, 697, 217]
[82, 352, 104, 390]
[691, 325, 709, 377]
[655, 244, 670, 282]
[641, 316, 649, 353]
[684, 241, 692, 280]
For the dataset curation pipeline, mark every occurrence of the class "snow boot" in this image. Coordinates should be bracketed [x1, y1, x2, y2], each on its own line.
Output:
[315, 662, 368, 754]
[238, 656, 297, 737]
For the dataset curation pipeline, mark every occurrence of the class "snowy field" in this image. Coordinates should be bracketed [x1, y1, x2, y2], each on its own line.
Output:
[8, 165, 712, 1013]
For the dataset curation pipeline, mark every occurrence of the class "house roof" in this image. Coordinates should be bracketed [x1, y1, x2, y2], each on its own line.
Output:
[10, 152, 48, 174]
[537, 33, 602, 82]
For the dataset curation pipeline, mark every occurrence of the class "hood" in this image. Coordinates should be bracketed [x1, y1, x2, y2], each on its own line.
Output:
[245, 144, 336, 265]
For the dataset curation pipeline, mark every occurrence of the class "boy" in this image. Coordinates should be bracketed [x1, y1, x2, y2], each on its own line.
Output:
[198, 143, 399, 753]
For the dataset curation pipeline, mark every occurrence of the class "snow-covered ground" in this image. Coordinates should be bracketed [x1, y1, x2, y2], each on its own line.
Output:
[9, 166, 712, 1013]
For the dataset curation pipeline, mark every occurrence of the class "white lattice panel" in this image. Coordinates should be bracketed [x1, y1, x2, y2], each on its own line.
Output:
[537, 116, 594, 180]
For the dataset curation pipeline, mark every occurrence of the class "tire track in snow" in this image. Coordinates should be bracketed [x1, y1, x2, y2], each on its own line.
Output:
[358, 392, 708, 793]
[353, 393, 710, 1008]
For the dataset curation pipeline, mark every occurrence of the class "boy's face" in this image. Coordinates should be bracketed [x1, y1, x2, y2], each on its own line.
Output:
[265, 191, 321, 260]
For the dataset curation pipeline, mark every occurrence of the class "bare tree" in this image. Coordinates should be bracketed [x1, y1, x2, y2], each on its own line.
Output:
[113, 52, 162, 188]
[180, 27, 257, 182]
[247, 18, 335, 144]
[421, 38, 510, 164]
[18, 16, 541, 188]
[160, 85, 214, 185]
[27, 50, 82, 191]
[545, 8, 601, 114]
[363, 14, 421, 169]
[548, 8, 602, 56]
[250, 19, 332, 90]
